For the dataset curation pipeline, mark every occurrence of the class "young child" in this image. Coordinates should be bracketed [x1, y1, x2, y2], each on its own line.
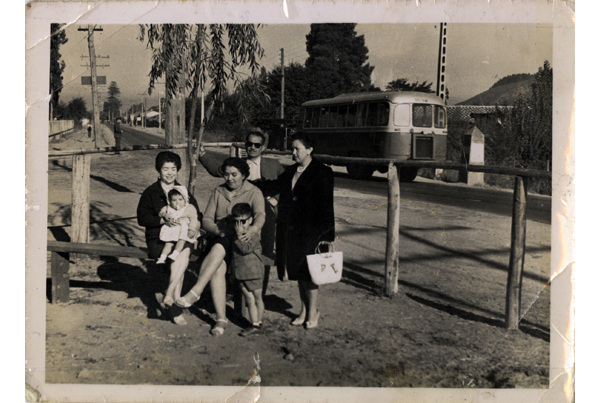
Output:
[157, 186, 199, 264]
[230, 202, 265, 337]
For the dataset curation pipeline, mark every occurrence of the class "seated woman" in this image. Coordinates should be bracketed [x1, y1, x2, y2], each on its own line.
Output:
[137, 151, 201, 326]
[176, 157, 265, 336]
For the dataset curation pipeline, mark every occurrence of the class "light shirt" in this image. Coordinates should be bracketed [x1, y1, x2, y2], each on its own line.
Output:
[247, 157, 261, 181]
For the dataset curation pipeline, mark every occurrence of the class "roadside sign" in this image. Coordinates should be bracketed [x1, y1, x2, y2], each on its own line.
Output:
[81, 76, 107, 85]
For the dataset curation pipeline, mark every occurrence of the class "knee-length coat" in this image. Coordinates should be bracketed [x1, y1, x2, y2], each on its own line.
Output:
[259, 159, 335, 282]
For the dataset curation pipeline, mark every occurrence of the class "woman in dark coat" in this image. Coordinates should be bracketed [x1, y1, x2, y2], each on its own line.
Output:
[259, 133, 335, 329]
[136, 151, 202, 325]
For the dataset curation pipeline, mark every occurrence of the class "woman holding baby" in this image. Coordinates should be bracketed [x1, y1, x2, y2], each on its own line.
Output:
[136, 151, 201, 326]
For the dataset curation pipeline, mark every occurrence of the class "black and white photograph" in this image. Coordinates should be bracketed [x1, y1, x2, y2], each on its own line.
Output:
[25, 1, 575, 402]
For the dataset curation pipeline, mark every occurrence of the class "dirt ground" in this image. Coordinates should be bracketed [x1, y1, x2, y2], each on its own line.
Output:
[44, 128, 551, 389]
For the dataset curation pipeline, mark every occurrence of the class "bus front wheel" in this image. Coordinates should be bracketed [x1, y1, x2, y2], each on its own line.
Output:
[347, 164, 375, 180]
[399, 167, 419, 182]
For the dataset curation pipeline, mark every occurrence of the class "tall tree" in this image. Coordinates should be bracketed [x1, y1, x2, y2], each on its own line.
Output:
[105, 81, 122, 119]
[49, 23, 68, 119]
[520, 60, 552, 168]
[140, 23, 265, 194]
[305, 23, 374, 99]
[67, 97, 88, 122]
[386, 78, 434, 93]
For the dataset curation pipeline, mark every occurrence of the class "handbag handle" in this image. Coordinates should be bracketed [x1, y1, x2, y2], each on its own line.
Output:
[315, 241, 334, 257]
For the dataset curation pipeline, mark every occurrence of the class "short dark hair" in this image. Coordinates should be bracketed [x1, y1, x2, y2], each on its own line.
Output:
[167, 188, 184, 201]
[290, 133, 315, 150]
[155, 151, 182, 172]
[246, 129, 266, 145]
[221, 157, 250, 179]
[231, 202, 252, 217]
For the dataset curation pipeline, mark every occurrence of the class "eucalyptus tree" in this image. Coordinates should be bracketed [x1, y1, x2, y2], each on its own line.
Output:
[50, 23, 68, 120]
[139, 23, 265, 193]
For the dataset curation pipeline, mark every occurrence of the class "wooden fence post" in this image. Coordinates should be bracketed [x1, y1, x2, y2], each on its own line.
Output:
[505, 176, 527, 328]
[51, 251, 70, 303]
[71, 154, 91, 244]
[385, 163, 401, 296]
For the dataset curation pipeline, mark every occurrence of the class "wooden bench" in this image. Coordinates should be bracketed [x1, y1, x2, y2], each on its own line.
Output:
[47, 241, 149, 304]
[47, 240, 249, 320]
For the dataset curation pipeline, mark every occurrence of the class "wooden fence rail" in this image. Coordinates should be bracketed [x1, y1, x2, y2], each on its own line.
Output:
[48, 142, 547, 330]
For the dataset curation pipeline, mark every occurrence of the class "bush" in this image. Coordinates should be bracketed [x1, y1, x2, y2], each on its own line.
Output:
[445, 62, 552, 196]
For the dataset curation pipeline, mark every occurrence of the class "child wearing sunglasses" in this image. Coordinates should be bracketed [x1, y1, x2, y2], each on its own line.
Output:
[230, 202, 264, 337]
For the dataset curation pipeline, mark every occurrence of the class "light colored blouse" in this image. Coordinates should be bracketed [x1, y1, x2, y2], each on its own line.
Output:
[202, 180, 266, 237]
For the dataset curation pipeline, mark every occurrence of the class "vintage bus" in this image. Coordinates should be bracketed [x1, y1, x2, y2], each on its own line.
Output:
[299, 91, 448, 181]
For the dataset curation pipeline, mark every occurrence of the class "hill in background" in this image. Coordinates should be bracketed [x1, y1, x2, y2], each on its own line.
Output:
[458, 74, 534, 106]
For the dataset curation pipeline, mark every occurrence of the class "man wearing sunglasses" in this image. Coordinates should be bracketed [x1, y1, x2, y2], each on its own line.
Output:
[198, 128, 285, 296]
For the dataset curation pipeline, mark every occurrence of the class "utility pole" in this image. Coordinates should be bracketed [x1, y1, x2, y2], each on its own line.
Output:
[142, 97, 146, 128]
[435, 22, 448, 104]
[280, 48, 286, 149]
[78, 25, 103, 147]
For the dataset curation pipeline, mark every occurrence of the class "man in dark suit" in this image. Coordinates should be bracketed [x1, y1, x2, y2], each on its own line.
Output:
[198, 129, 285, 296]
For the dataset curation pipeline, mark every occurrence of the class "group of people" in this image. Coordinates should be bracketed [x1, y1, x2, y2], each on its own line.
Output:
[136, 130, 336, 336]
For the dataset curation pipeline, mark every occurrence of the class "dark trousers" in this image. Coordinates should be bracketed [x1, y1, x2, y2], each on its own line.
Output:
[115, 137, 121, 154]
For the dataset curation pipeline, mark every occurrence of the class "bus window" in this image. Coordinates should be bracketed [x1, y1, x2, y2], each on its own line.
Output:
[337, 105, 348, 127]
[413, 104, 432, 127]
[434, 105, 446, 128]
[328, 106, 339, 128]
[394, 104, 410, 126]
[319, 107, 329, 128]
[376, 102, 390, 126]
[356, 103, 368, 127]
[366, 102, 377, 126]
[364, 102, 389, 126]
[311, 107, 320, 128]
[347, 104, 357, 127]
[303, 108, 312, 128]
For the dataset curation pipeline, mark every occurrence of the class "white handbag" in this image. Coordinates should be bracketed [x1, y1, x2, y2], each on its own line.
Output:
[306, 241, 343, 285]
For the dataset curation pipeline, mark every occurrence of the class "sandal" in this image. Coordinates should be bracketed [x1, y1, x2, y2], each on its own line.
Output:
[210, 319, 228, 336]
[176, 290, 200, 308]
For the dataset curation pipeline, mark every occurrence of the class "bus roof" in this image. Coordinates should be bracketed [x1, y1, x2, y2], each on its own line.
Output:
[301, 91, 445, 107]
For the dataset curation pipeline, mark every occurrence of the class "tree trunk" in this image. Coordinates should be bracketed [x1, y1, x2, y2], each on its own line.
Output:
[165, 76, 188, 183]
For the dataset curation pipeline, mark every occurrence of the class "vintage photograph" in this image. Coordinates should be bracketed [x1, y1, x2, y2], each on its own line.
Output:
[26, 1, 574, 402]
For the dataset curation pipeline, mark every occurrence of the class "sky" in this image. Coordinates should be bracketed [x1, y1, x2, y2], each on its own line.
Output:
[56, 23, 552, 111]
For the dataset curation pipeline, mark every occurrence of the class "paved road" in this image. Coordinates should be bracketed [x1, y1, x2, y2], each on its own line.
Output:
[120, 124, 165, 146]
[116, 129, 552, 225]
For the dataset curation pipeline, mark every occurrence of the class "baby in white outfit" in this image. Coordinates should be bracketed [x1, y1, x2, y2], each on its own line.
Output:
[157, 185, 199, 264]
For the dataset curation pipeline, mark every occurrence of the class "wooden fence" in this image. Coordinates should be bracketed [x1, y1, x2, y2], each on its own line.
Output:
[47, 142, 551, 330]
[49, 120, 75, 137]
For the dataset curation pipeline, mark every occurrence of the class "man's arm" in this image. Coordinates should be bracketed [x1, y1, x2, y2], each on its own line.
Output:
[198, 148, 225, 178]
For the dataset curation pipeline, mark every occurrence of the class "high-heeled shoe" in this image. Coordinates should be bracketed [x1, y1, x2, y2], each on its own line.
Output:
[176, 290, 200, 308]
[304, 311, 320, 329]
[290, 308, 306, 326]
